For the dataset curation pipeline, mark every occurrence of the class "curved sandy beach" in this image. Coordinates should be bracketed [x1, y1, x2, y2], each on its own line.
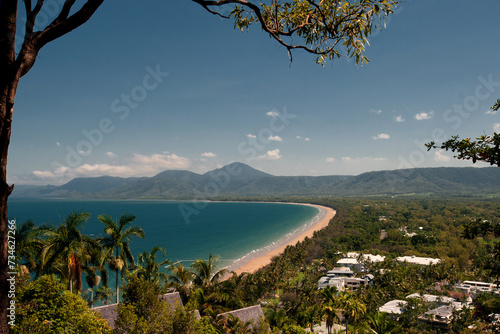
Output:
[232, 203, 336, 275]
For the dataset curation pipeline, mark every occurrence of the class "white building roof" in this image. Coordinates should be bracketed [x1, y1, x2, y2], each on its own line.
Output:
[396, 255, 440, 265]
[379, 300, 407, 314]
[344, 252, 386, 263]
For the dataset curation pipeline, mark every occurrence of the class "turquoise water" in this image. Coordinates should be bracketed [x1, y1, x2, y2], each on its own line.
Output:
[7, 199, 320, 270]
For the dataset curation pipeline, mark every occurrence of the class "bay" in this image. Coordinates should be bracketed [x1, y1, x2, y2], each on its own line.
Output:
[7, 199, 320, 270]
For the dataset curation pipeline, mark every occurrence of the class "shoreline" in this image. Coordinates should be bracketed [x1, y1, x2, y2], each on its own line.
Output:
[228, 203, 336, 275]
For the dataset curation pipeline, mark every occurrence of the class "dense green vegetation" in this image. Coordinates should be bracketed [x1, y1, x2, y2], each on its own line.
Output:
[12, 197, 500, 333]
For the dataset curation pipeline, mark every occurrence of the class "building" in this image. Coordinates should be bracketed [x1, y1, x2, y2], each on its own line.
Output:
[94, 291, 186, 329]
[218, 305, 266, 329]
[317, 267, 373, 291]
[395, 255, 441, 266]
[455, 280, 499, 294]
[378, 300, 407, 314]
[336, 253, 386, 272]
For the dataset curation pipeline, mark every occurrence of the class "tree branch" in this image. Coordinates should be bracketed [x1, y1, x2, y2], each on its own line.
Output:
[16, 0, 104, 77]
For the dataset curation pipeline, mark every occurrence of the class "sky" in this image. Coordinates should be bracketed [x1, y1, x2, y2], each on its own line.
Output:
[8, 0, 500, 185]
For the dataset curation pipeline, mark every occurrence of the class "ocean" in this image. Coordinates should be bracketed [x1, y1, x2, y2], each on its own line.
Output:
[7, 199, 320, 272]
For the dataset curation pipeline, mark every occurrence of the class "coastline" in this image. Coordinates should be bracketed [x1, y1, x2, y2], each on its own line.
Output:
[229, 203, 336, 275]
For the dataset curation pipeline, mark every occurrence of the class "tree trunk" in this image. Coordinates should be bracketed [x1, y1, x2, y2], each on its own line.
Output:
[116, 269, 120, 304]
[0, 66, 20, 334]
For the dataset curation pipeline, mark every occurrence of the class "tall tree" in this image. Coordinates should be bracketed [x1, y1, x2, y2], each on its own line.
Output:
[38, 211, 100, 293]
[191, 253, 229, 289]
[98, 213, 145, 303]
[13, 219, 42, 274]
[83, 246, 109, 308]
[0, 1, 397, 331]
[168, 262, 195, 304]
[131, 245, 171, 286]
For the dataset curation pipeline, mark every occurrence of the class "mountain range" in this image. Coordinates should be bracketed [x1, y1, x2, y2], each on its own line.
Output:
[11, 162, 500, 199]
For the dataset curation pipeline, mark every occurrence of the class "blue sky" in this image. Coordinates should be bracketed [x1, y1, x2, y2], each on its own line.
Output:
[8, 0, 500, 185]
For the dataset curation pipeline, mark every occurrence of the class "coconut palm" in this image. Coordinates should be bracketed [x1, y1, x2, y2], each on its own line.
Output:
[168, 262, 194, 303]
[39, 211, 100, 293]
[191, 253, 229, 289]
[98, 213, 145, 303]
[338, 291, 367, 333]
[367, 312, 396, 334]
[14, 219, 43, 275]
[132, 245, 170, 285]
[83, 247, 109, 308]
[95, 286, 115, 305]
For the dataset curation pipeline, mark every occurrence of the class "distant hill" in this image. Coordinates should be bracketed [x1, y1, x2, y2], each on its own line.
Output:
[10, 163, 500, 199]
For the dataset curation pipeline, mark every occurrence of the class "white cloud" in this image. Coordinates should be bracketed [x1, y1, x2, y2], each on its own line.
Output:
[56, 142, 61, 147]
[395, 115, 405, 122]
[30, 152, 191, 184]
[486, 109, 499, 115]
[373, 133, 390, 140]
[106, 151, 117, 158]
[247, 134, 256, 138]
[434, 150, 451, 162]
[305, 138, 310, 141]
[256, 149, 281, 161]
[201, 152, 216, 158]
[494, 123, 500, 132]
[326, 157, 335, 163]
[266, 111, 279, 117]
[370, 109, 382, 114]
[268, 135, 282, 142]
[415, 111, 434, 120]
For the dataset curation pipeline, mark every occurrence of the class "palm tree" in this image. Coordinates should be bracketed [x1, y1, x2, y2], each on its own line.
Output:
[39, 211, 100, 293]
[168, 262, 194, 303]
[95, 286, 115, 305]
[83, 247, 109, 308]
[132, 245, 170, 285]
[14, 219, 43, 275]
[191, 253, 229, 289]
[338, 291, 367, 334]
[98, 213, 145, 303]
[320, 286, 341, 334]
[367, 312, 396, 334]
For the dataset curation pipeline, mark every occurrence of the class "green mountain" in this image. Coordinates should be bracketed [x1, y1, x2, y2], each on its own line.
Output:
[10, 163, 500, 199]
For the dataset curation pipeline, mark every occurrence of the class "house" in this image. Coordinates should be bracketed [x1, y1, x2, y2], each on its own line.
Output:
[418, 305, 455, 328]
[218, 305, 266, 329]
[94, 291, 186, 329]
[378, 300, 407, 314]
[93, 304, 118, 330]
[395, 255, 441, 266]
[455, 280, 499, 294]
[317, 268, 373, 291]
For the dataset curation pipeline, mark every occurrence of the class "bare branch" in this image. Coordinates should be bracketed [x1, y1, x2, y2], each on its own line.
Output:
[25, 0, 44, 39]
[15, 0, 104, 77]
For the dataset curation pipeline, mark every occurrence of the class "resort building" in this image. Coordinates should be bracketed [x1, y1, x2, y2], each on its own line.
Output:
[378, 300, 407, 314]
[455, 280, 500, 294]
[218, 305, 266, 329]
[336, 252, 386, 272]
[395, 255, 441, 266]
[317, 267, 373, 291]
[418, 305, 456, 328]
